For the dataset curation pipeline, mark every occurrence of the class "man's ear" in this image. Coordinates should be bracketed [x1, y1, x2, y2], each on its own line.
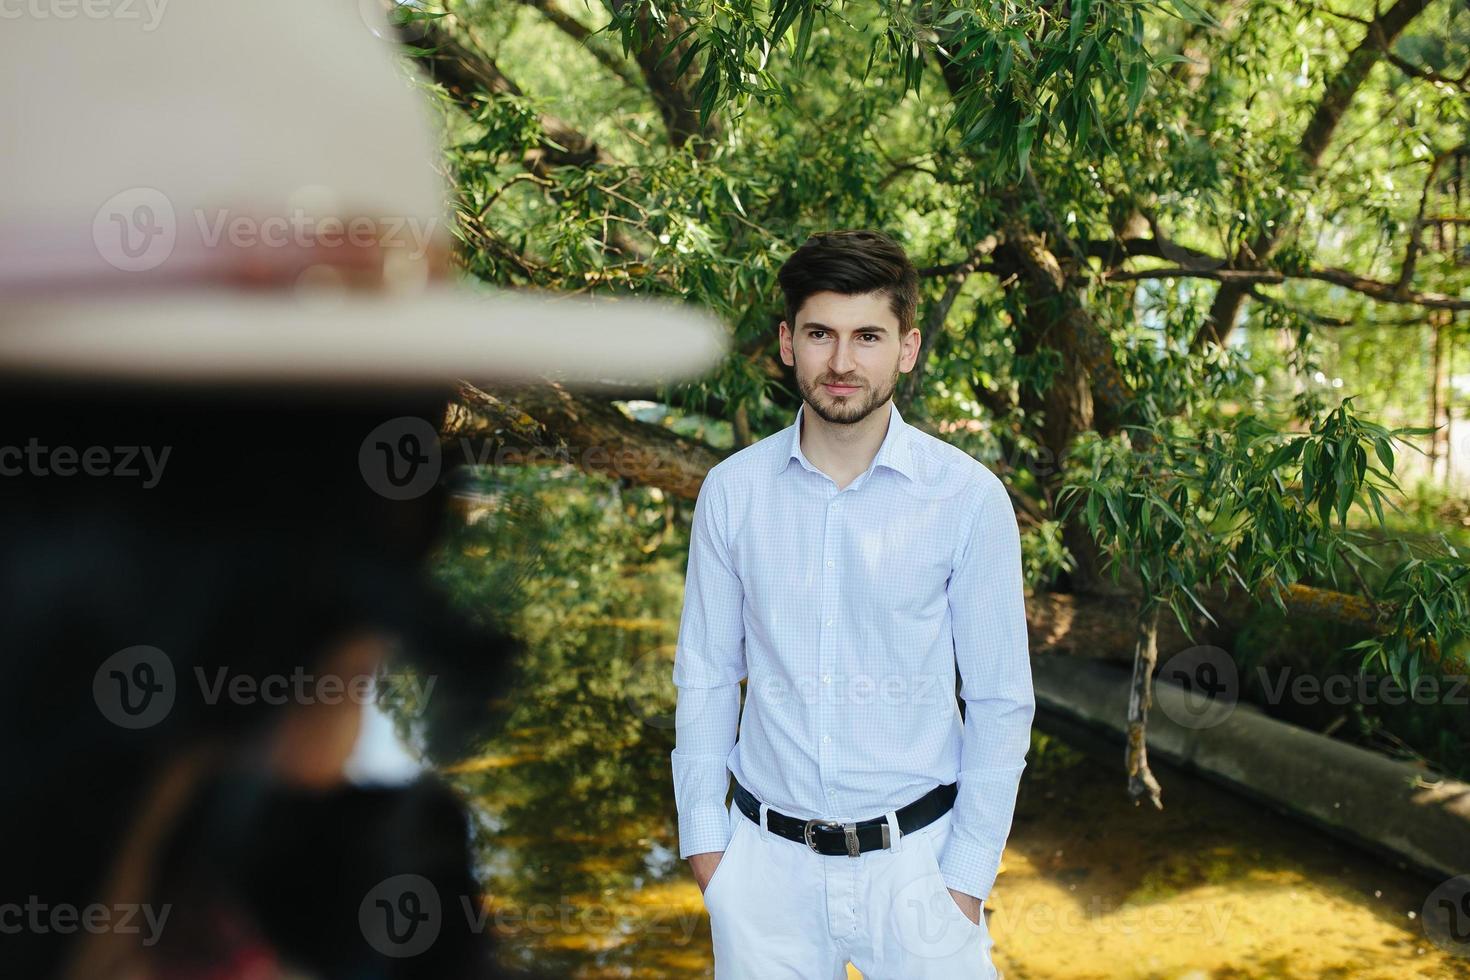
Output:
[778, 320, 795, 366]
[901, 326, 922, 371]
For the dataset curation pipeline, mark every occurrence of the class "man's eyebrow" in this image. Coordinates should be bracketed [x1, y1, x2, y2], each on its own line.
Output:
[800, 322, 890, 333]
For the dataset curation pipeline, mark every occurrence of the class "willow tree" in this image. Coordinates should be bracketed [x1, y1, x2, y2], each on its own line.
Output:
[383, 0, 1470, 799]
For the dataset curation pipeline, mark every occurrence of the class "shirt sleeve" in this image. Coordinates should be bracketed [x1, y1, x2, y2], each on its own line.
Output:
[937, 471, 1035, 900]
[670, 471, 747, 858]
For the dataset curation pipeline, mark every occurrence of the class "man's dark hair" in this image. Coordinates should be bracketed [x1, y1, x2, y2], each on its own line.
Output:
[776, 229, 920, 335]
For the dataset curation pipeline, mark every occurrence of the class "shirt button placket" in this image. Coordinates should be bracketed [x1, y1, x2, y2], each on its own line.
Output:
[819, 487, 842, 814]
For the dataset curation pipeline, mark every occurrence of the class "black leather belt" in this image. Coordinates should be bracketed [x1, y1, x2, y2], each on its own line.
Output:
[732, 777, 957, 857]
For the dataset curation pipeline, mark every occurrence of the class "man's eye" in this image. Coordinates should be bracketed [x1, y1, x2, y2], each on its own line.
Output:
[861, 334, 879, 342]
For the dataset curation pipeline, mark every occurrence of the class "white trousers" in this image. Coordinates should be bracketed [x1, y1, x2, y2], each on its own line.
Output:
[701, 800, 1000, 979]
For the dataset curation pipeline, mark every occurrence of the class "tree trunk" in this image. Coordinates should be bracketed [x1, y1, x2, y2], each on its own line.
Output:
[1125, 601, 1165, 809]
[1429, 310, 1450, 482]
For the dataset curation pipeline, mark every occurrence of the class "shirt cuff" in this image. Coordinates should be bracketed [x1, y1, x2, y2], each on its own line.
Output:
[937, 837, 1003, 901]
[676, 804, 732, 859]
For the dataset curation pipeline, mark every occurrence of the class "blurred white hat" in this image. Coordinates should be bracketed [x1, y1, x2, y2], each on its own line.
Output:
[0, 0, 726, 388]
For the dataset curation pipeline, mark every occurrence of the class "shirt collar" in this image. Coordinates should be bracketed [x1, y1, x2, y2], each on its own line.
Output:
[783, 401, 915, 482]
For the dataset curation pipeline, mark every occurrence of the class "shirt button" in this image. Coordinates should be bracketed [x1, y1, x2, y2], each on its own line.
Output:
[825, 618, 833, 627]
[822, 674, 831, 684]
[826, 559, 834, 568]
[823, 734, 831, 744]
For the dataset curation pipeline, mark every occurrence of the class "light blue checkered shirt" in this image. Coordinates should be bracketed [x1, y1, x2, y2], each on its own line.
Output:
[670, 401, 1034, 900]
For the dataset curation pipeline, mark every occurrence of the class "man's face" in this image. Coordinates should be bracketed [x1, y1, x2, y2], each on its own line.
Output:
[779, 289, 921, 425]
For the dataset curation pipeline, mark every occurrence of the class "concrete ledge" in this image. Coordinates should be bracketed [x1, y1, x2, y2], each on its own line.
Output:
[1031, 654, 1470, 880]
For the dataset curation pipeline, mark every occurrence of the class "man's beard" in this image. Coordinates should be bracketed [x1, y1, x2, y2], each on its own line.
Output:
[796, 362, 901, 425]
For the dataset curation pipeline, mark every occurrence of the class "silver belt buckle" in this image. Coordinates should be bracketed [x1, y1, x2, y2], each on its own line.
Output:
[803, 818, 861, 857]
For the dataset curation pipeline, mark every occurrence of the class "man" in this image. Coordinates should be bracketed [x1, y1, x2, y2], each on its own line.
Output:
[670, 229, 1034, 978]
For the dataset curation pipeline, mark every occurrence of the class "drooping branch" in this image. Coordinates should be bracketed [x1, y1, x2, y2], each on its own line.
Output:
[1106, 262, 1470, 311]
[379, 8, 726, 498]
[517, 0, 719, 151]
[515, 0, 645, 90]
[1195, 0, 1434, 350]
[1382, 48, 1470, 90]
[917, 259, 1002, 277]
[405, 11, 615, 171]
[622, 5, 724, 152]
[928, 15, 1141, 445]
[901, 235, 1000, 405]
[445, 382, 722, 501]
[1245, 287, 1431, 329]
[1085, 235, 1225, 269]
[1398, 145, 1470, 293]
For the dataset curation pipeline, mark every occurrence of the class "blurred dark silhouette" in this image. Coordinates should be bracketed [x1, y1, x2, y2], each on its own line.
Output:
[0, 382, 550, 980]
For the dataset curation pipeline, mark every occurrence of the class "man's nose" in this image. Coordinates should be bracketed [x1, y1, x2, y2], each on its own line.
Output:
[829, 337, 856, 374]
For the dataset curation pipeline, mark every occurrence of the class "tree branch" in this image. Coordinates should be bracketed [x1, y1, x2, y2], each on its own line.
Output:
[616, 4, 723, 152]
[1195, 0, 1434, 350]
[1086, 235, 1225, 269]
[1399, 144, 1470, 292]
[406, 12, 615, 170]
[445, 381, 722, 500]
[1245, 286, 1431, 329]
[901, 236, 1001, 405]
[1382, 48, 1470, 89]
[1106, 261, 1470, 311]
[516, 0, 644, 90]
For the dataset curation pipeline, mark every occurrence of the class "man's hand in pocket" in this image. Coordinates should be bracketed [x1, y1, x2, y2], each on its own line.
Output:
[689, 851, 724, 893]
[947, 887, 983, 926]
